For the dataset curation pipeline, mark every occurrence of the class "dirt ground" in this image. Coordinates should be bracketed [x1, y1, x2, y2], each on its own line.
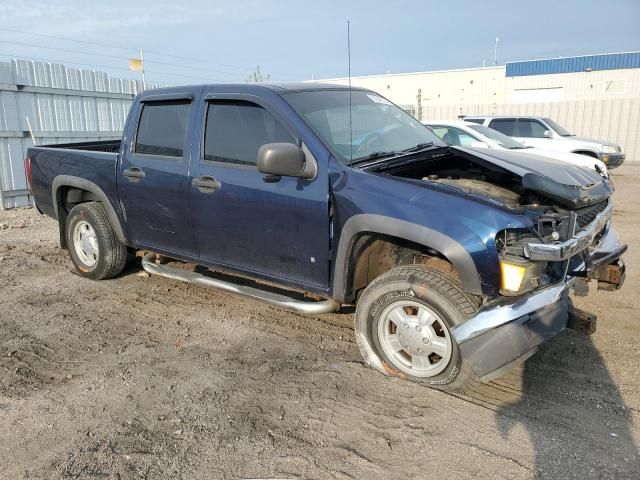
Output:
[1, 168, 639, 480]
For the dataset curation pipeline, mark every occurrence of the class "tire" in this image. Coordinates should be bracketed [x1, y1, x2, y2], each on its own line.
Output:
[65, 202, 127, 280]
[355, 265, 480, 392]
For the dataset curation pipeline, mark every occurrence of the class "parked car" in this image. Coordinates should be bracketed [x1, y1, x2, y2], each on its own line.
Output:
[462, 115, 626, 168]
[425, 120, 609, 178]
[25, 84, 626, 392]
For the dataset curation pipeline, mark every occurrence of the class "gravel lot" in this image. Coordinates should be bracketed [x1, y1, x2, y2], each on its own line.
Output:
[1, 167, 639, 479]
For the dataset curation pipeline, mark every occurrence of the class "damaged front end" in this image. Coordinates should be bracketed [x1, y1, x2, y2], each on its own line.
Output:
[370, 146, 627, 381]
[497, 192, 626, 295]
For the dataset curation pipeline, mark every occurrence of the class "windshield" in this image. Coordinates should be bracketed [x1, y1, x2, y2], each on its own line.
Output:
[468, 124, 528, 149]
[282, 89, 444, 163]
[543, 117, 573, 136]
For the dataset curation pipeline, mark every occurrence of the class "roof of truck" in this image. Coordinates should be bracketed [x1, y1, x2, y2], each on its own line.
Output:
[462, 115, 546, 120]
[136, 82, 368, 100]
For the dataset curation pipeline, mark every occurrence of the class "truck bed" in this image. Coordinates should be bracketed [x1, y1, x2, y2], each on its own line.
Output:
[27, 144, 121, 222]
[43, 139, 121, 153]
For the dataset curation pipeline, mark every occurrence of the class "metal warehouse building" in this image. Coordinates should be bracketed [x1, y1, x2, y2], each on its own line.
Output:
[0, 59, 159, 209]
[320, 51, 640, 163]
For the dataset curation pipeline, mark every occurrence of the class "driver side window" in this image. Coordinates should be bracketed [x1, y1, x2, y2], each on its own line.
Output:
[448, 127, 478, 147]
[204, 101, 295, 166]
[431, 127, 478, 147]
[518, 119, 548, 138]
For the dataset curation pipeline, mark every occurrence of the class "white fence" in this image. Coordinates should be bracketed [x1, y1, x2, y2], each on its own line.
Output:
[419, 99, 640, 164]
[0, 59, 158, 209]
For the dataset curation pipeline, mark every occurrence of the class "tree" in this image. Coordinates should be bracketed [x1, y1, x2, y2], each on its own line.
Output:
[246, 65, 270, 83]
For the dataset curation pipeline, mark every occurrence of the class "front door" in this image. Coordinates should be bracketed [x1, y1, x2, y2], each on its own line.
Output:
[189, 97, 329, 291]
[514, 118, 556, 150]
[118, 98, 197, 256]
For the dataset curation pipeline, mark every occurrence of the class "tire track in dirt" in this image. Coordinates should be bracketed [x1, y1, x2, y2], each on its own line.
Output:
[1, 190, 639, 479]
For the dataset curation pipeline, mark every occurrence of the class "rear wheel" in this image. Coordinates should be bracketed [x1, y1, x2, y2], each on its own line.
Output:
[355, 265, 480, 392]
[65, 202, 127, 280]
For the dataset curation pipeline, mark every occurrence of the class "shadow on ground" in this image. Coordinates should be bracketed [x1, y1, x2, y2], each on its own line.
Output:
[491, 331, 639, 479]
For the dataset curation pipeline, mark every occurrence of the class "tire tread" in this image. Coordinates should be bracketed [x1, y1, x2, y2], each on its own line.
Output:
[66, 202, 127, 280]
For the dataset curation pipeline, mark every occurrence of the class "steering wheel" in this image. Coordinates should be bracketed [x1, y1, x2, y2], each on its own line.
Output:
[357, 132, 383, 152]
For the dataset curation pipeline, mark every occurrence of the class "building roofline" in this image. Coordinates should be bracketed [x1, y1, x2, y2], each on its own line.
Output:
[506, 51, 640, 65]
[314, 65, 504, 82]
[313, 51, 640, 83]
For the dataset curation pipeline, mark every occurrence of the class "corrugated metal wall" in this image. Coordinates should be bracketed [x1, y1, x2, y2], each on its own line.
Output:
[506, 52, 640, 77]
[0, 59, 158, 209]
[421, 99, 640, 163]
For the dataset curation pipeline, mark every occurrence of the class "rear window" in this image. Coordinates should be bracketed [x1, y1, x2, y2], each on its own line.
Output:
[463, 118, 484, 125]
[488, 119, 516, 136]
[135, 101, 191, 157]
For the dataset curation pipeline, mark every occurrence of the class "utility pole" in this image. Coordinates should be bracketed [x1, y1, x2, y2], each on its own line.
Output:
[493, 37, 499, 66]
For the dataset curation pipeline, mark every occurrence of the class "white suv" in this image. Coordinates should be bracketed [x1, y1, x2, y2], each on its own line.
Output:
[462, 115, 625, 168]
[425, 120, 609, 178]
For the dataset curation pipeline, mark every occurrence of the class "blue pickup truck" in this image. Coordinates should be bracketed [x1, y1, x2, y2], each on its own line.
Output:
[26, 83, 626, 391]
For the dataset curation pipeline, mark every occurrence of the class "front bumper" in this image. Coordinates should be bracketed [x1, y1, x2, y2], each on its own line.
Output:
[453, 225, 626, 382]
[523, 201, 613, 261]
[600, 152, 625, 168]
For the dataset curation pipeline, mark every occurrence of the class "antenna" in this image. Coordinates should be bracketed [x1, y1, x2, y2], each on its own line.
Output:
[493, 37, 499, 66]
[347, 20, 353, 162]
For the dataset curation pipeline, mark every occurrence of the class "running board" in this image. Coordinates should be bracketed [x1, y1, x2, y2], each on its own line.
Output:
[141, 254, 340, 315]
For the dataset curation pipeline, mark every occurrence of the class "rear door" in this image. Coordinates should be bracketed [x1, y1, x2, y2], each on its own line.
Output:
[118, 95, 197, 256]
[189, 94, 330, 292]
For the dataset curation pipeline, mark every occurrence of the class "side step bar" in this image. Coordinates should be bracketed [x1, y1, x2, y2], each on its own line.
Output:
[141, 254, 340, 315]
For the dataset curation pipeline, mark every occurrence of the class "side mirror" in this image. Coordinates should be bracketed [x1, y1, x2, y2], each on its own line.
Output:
[257, 143, 316, 181]
[543, 130, 553, 138]
[470, 140, 488, 149]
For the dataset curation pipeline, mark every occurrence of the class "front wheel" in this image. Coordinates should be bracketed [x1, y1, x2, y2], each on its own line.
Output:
[355, 265, 480, 392]
[65, 202, 127, 280]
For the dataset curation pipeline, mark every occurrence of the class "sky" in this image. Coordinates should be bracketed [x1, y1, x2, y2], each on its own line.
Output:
[0, 0, 639, 85]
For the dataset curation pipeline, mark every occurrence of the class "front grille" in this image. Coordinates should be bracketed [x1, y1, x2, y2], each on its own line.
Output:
[575, 200, 608, 229]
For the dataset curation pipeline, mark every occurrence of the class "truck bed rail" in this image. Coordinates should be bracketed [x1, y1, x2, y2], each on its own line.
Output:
[43, 139, 121, 153]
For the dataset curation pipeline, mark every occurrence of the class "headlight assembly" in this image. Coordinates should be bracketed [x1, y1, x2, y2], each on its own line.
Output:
[602, 145, 618, 154]
[499, 256, 547, 296]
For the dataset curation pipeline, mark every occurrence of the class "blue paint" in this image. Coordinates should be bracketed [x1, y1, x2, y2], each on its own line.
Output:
[28, 83, 540, 300]
[506, 52, 640, 77]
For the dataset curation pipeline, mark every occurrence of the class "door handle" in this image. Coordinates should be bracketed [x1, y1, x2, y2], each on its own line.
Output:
[192, 175, 221, 192]
[123, 166, 145, 180]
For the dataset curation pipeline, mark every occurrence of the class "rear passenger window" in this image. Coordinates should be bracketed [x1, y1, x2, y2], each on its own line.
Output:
[204, 101, 295, 166]
[518, 119, 548, 138]
[489, 119, 516, 136]
[135, 101, 191, 157]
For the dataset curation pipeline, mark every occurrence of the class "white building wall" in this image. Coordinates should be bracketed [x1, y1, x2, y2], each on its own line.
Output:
[318, 65, 640, 162]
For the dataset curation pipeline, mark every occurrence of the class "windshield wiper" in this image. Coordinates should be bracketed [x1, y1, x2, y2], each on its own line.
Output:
[508, 145, 533, 149]
[348, 151, 400, 165]
[349, 142, 437, 166]
[401, 141, 434, 153]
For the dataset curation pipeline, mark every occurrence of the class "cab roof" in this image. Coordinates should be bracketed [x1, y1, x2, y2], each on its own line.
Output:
[136, 82, 369, 102]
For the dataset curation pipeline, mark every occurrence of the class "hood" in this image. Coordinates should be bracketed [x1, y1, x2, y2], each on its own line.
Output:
[458, 146, 612, 208]
[519, 147, 609, 178]
[568, 136, 616, 147]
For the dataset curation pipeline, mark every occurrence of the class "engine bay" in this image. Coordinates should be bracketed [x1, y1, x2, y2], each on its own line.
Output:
[366, 148, 612, 254]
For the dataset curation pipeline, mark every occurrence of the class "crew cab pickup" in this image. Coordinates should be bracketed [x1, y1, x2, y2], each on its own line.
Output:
[26, 84, 627, 391]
